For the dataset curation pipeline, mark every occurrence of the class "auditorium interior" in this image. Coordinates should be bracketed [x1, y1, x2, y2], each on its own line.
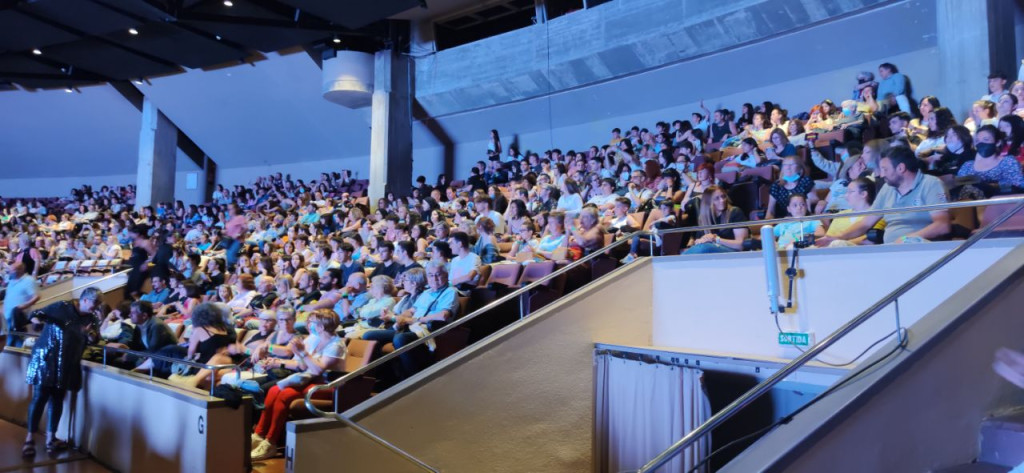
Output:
[3, 0, 1024, 472]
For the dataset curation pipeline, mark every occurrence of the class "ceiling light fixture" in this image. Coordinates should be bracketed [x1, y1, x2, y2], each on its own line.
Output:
[32, 48, 42, 55]
[128, 27, 139, 35]
[215, 35, 222, 41]
[64, 87, 73, 93]
[132, 79, 144, 85]
[223, 0, 233, 6]
[332, 36, 341, 44]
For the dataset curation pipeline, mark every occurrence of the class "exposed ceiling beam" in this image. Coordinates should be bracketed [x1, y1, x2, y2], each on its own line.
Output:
[16, 6, 182, 70]
[110, 79, 210, 171]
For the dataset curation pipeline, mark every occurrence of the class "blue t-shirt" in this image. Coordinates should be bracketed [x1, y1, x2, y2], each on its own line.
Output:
[774, 220, 821, 248]
[412, 286, 460, 321]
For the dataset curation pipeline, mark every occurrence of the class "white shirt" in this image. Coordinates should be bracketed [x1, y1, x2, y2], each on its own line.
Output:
[450, 253, 481, 285]
[556, 194, 584, 215]
[184, 228, 204, 242]
[103, 244, 123, 260]
[474, 210, 506, 234]
[587, 193, 617, 208]
[3, 274, 38, 333]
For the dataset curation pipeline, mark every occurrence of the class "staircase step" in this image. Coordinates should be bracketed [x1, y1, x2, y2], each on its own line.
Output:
[933, 462, 1011, 473]
[980, 411, 1024, 467]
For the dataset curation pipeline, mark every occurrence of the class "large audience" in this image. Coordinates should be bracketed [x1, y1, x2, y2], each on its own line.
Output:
[2, 61, 1022, 461]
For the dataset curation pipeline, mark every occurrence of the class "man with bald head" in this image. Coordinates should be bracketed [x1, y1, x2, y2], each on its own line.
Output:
[3, 262, 39, 347]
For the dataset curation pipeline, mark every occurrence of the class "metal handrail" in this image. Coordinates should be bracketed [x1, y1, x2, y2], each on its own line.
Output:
[651, 194, 1024, 236]
[300, 195, 1024, 471]
[8, 331, 240, 397]
[99, 344, 241, 397]
[34, 268, 131, 307]
[302, 231, 640, 472]
[636, 198, 1024, 472]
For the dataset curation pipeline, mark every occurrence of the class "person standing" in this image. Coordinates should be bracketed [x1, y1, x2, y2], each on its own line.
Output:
[22, 287, 101, 457]
[3, 262, 39, 347]
[224, 204, 247, 271]
[124, 225, 152, 300]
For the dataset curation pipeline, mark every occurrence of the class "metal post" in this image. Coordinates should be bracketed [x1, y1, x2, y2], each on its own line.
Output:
[67, 390, 76, 450]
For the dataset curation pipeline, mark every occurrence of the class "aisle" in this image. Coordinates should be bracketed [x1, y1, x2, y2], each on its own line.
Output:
[0, 418, 109, 473]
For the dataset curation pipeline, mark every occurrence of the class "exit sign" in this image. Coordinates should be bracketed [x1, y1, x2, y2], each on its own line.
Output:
[778, 332, 811, 347]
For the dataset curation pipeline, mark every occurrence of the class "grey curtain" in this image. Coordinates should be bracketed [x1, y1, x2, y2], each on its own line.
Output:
[595, 353, 711, 473]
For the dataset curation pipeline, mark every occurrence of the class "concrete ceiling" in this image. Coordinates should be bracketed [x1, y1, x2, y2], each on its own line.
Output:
[391, 0, 493, 21]
[0, 0, 938, 179]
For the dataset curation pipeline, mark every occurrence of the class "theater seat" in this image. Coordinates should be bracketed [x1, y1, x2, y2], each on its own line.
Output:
[978, 198, 1024, 236]
[486, 264, 521, 288]
[517, 261, 555, 287]
[475, 264, 493, 288]
[345, 339, 376, 372]
[288, 375, 377, 420]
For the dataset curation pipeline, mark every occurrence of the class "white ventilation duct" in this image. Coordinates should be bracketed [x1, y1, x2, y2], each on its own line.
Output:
[322, 51, 374, 109]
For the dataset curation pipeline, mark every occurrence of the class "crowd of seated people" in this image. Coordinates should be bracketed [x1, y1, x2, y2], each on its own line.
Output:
[2, 60, 1023, 462]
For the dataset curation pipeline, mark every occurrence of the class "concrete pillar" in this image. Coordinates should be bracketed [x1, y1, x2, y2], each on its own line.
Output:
[136, 97, 177, 209]
[936, 0, 1018, 122]
[368, 49, 413, 210]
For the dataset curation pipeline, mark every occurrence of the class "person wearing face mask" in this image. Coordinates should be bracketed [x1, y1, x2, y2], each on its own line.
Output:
[833, 99, 867, 140]
[955, 125, 1024, 200]
[766, 156, 817, 220]
[816, 154, 870, 214]
[810, 141, 862, 182]
[250, 309, 345, 461]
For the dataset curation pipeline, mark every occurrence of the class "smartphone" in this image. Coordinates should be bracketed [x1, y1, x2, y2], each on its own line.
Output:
[806, 132, 819, 143]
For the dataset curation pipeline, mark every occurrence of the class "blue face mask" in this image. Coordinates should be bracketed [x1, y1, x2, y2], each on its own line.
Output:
[843, 109, 853, 117]
[839, 151, 850, 162]
[782, 174, 800, 183]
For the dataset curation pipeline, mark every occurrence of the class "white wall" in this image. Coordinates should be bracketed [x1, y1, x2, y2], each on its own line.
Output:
[652, 239, 1021, 363]
[721, 245, 1024, 472]
[215, 155, 369, 188]
[0, 174, 136, 199]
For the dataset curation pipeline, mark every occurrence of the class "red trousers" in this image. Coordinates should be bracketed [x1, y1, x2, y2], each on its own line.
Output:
[254, 383, 332, 444]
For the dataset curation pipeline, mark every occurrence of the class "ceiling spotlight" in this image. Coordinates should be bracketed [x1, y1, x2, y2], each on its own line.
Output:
[223, 0, 233, 6]
[132, 79, 144, 85]
[64, 87, 73, 93]
[332, 36, 341, 44]
[215, 35, 222, 41]
[128, 27, 139, 35]
[32, 48, 42, 55]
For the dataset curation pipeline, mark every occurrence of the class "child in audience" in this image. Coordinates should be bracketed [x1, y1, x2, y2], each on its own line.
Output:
[773, 194, 825, 249]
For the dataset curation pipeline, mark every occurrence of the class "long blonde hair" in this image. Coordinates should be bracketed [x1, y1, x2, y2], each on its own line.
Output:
[697, 186, 733, 233]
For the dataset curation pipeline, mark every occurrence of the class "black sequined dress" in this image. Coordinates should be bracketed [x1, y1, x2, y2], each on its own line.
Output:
[25, 301, 95, 392]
